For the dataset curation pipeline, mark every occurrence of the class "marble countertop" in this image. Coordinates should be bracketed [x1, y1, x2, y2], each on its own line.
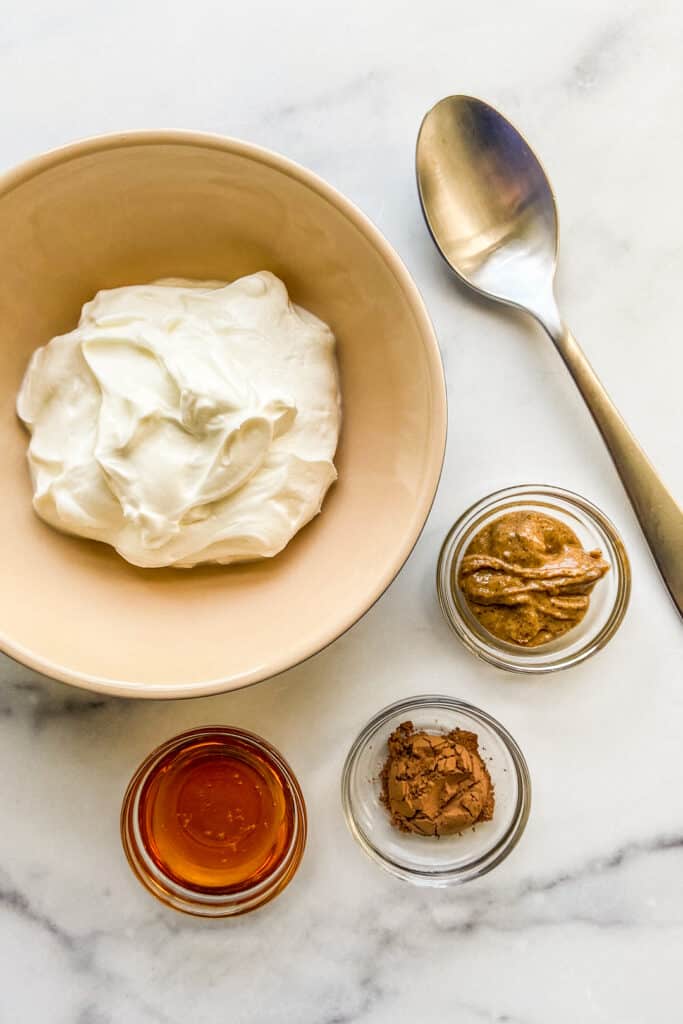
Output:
[2, 1, 682, 1021]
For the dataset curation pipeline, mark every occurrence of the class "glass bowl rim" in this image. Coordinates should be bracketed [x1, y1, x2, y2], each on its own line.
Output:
[436, 484, 631, 674]
[120, 725, 307, 917]
[341, 695, 531, 885]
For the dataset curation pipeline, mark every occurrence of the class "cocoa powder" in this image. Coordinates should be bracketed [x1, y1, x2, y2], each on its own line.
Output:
[380, 721, 494, 837]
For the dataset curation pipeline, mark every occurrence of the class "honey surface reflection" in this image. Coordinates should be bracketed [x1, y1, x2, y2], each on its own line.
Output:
[138, 735, 294, 893]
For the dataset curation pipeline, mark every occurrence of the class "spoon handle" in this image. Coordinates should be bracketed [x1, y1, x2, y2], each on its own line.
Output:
[541, 312, 683, 618]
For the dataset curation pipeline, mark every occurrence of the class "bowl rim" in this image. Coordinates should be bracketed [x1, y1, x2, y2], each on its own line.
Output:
[0, 130, 447, 699]
[120, 725, 307, 916]
[341, 694, 532, 885]
[436, 484, 631, 673]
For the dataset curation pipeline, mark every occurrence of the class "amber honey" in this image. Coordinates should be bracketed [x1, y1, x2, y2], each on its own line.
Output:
[121, 727, 306, 916]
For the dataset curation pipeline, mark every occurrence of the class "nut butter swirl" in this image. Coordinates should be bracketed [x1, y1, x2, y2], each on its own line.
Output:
[457, 510, 609, 647]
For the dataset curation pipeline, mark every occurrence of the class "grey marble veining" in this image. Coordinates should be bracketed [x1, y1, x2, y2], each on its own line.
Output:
[2, 1, 683, 1021]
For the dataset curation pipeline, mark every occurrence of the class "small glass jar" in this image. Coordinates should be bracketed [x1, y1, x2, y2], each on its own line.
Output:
[437, 485, 630, 674]
[342, 695, 531, 886]
[121, 726, 306, 917]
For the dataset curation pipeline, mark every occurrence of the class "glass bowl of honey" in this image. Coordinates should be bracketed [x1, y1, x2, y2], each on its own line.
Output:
[121, 726, 307, 917]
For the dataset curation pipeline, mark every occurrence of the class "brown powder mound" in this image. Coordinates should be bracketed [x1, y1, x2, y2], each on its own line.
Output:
[380, 721, 494, 837]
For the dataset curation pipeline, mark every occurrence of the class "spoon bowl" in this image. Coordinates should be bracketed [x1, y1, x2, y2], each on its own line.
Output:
[417, 96, 558, 310]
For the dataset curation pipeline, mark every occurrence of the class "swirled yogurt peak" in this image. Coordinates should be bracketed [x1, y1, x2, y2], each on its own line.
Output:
[17, 272, 341, 568]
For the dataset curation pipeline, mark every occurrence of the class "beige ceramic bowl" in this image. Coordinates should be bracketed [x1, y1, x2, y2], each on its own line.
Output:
[0, 132, 446, 698]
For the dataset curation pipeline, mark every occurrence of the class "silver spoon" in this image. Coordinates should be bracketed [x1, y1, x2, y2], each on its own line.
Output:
[417, 94, 683, 619]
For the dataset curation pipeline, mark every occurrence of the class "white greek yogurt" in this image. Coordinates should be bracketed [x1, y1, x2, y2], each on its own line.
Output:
[17, 272, 341, 567]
